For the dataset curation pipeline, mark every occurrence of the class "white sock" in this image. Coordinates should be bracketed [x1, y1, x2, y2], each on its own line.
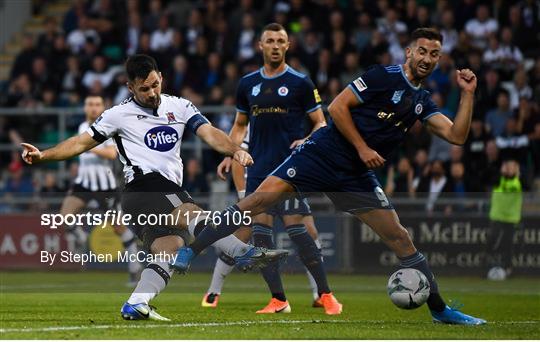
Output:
[305, 266, 319, 300]
[187, 214, 250, 257]
[211, 235, 251, 257]
[127, 257, 173, 305]
[120, 228, 142, 274]
[207, 257, 235, 294]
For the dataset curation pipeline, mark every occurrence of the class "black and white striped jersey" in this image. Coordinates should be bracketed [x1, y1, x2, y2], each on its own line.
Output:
[87, 94, 210, 185]
[75, 121, 117, 191]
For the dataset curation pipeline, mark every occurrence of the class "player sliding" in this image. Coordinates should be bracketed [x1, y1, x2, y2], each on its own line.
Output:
[171, 28, 486, 325]
[21, 54, 287, 321]
[202, 23, 341, 315]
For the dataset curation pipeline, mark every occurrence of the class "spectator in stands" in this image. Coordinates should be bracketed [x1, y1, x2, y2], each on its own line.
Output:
[0, 118, 23, 169]
[506, 69, 533, 110]
[6, 74, 36, 108]
[495, 117, 530, 168]
[483, 140, 502, 190]
[150, 14, 174, 52]
[66, 15, 100, 54]
[385, 157, 414, 198]
[449, 161, 467, 209]
[416, 160, 453, 215]
[475, 68, 503, 120]
[61, 55, 83, 97]
[339, 52, 363, 87]
[183, 158, 209, 193]
[496, 27, 524, 80]
[465, 4, 499, 50]
[351, 12, 373, 53]
[36, 16, 61, 59]
[236, 12, 257, 63]
[3, 159, 34, 195]
[485, 90, 513, 137]
[438, 9, 458, 54]
[126, 11, 141, 56]
[464, 119, 492, 192]
[184, 8, 206, 56]
[376, 7, 407, 47]
[10, 34, 38, 81]
[81, 55, 115, 92]
[143, 0, 163, 33]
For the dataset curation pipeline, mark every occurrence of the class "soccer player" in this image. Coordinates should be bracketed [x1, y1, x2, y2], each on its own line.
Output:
[60, 95, 142, 286]
[200, 23, 341, 315]
[21, 54, 287, 321]
[203, 126, 329, 310]
[172, 28, 487, 325]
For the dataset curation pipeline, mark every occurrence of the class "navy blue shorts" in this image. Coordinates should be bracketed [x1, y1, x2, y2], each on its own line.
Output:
[246, 177, 312, 216]
[269, 135, 394, 214]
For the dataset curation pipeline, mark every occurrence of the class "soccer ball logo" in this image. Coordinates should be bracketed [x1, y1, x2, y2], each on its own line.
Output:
[387, 268, 430, 309]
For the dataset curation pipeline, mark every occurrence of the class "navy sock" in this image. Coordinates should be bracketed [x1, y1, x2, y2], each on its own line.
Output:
[190, 205, 241, 255]
[286, 224, 331, 294]
[253, 224, 286, 300]
[399, 251, 446, 312]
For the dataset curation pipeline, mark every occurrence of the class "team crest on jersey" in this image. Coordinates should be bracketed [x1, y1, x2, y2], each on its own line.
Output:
[286, 167, 296, 178]
[166, 112, 177, 124]
[391, 90, 405, 104]
[252, 83, 261, 96]
[278, 86, 289, 96]
[415, 103, 423, 115]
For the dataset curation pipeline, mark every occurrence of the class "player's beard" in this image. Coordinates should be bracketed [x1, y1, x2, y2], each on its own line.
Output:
[408, 59, 430, 83]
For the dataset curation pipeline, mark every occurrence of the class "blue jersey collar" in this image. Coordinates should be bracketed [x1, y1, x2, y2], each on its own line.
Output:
[400, 65, 421, 90]
[259, 65, 289, 79]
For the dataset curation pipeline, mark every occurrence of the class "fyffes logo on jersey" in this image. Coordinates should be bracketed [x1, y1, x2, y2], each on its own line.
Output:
[144, 126, 178, 152]
[278, 86, 289, 96]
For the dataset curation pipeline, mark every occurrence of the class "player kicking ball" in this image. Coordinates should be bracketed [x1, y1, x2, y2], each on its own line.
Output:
[21, 54, 287, 321]
[171, 28, 486, 325]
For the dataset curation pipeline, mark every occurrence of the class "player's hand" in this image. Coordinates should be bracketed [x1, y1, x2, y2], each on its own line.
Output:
[21, 143, 43, 165]
[456, 69, 477, 93]
[358, 147, 385, 169]
[217, 157, 232, 181]
[289, 138, 306, 149]
[233, 150, 254, 168]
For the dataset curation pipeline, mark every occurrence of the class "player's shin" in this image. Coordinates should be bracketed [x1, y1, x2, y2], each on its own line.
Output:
[127, 255, 173, 305]
[254, 224, 286, 301]
[398, 251, 446, 312]
[286, 224, 331, 295]
[207, 253, 236, 295]
[189, 205, 243, 255]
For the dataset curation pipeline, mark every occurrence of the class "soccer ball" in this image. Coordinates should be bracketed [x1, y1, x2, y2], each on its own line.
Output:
[387, 268, 430, 309]
[487, 267, 507, 281]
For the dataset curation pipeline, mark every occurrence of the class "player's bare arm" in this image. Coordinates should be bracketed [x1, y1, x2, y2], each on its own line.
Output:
[290, 108, 327, 149]
[425, 69, 477, 145]
[21, 132, 100, 164]
[89, 145, 117, 160]
[196, 123, 253, 167]
[328, 87, 386, 169]
[217, 112, 249, 180]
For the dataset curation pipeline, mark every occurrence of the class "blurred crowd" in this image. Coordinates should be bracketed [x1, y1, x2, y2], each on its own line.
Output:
[0, 0, 539, 213]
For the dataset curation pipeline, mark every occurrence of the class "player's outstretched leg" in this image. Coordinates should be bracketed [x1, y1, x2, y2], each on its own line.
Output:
[171, 177, 293, 272]
[356, 209, 486, 325]
[121, 235, 181, 321]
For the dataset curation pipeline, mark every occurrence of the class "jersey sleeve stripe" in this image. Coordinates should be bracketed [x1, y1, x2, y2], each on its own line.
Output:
[306, 104, 322, 114]
[347, 84, 365, 103]
[186, 113, 210, 134]
[89, 126, 107, 143]
[236, 107, 248, 113]
[421, 111, 442, 123]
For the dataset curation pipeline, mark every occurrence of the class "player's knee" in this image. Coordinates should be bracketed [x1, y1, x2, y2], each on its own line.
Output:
[385, 226, 413, 246]
[150, 235, 184, 255]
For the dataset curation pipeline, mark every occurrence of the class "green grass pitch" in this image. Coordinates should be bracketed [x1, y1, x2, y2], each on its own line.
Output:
[0, 271, 538, 339]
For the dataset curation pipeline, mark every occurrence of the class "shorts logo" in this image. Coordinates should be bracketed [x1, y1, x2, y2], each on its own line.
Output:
[391, 90, 405, 104]
[278, 86, 289, 96]
[252, 83, 261, 96]
[353, 77, 367, 92]
[415, 103, 423, 115]
[286, 167, 296, 178]
[144, 126, 178, 152]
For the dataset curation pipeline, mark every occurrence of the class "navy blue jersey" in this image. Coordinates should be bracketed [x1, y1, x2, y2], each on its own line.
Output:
[236, 65, 321, 179]
[325, 64, 440, 169]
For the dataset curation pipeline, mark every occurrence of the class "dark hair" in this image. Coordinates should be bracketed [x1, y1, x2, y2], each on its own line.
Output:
[262, 22, 286, 34]
[410, 27, 443, 44]
[125, 54, 159, 82]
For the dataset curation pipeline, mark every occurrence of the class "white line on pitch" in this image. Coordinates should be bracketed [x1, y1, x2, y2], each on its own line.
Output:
[1, 320, 539, 334]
